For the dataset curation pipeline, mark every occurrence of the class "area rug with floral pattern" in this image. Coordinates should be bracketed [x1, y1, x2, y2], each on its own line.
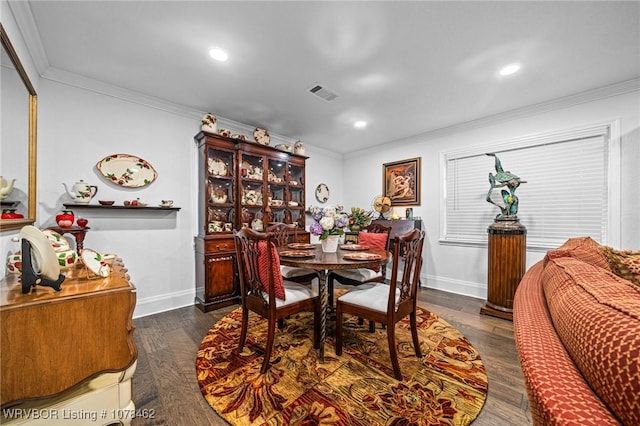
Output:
[196, 307, 488, 425]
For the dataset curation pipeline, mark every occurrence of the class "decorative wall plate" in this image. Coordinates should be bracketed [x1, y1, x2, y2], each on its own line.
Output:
[253, 128, 270, 145]
[81, 248, 110, 277]
[315, 183, 330, 203]
[96, 154, 157, 187]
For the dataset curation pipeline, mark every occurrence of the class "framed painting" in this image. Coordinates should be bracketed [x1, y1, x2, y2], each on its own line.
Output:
[383, 157, 421, 206]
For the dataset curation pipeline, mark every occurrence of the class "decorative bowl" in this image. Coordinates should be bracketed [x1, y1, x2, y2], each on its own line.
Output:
[56, 249, 78, 270]
[102, 253, 117, 264]
[98, 200, 115, 206]
[211, 193, 228, 204]
[275, 144, 292, 152]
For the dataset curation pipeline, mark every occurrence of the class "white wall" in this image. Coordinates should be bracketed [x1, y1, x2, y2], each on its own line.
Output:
[2, 4, 637, 313]
[1, 76, 341, 317]
[343, 89, 640, 299]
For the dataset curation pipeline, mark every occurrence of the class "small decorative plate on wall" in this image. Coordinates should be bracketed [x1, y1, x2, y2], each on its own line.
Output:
[96, 154, 157, 187]
[315, 183, 329, 203]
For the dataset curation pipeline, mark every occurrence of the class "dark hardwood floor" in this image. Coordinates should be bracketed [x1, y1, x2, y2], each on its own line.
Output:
[130, 287, 532, 425]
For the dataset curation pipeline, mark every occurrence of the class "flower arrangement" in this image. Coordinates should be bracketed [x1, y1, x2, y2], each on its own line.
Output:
[348, 206, 373, 228]
[308, 205, 349, 240]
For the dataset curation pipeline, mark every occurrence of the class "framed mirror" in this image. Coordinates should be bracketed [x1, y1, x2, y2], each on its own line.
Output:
[0, 24, 37, 231]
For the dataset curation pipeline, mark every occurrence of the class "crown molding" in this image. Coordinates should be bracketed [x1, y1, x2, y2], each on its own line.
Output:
[7, 0, 49, 75]
[345, 78, 640, 159]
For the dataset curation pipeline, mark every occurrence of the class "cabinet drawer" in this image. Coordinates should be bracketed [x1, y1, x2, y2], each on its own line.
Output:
[203, 239, 235, 253]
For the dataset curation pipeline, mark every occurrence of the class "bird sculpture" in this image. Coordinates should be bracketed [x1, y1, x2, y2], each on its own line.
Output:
[486, 153, 526, 218]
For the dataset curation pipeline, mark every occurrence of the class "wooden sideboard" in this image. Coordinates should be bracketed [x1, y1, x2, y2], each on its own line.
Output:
[1, 259, 137, 407]
[371, 219, 423, 250]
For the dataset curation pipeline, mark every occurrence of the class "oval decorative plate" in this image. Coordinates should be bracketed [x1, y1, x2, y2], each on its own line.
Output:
[287, 243, 316, 250]
[343, 253, 382, 261]
[340, 244, 370, 251]
[279, 250, 316, 258]
[96, 154, 157, 187]
[81, 248, 110, 277]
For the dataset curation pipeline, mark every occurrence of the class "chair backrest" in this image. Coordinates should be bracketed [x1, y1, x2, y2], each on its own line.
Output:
[234, 228, 278, 311]
[387, 229, 425, 313]
[361, 223, 392, 250]
[266, 222, 297, 248]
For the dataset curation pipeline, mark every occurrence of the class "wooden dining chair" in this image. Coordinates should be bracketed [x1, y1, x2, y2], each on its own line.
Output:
[327, 223, 392, 306]
[335, 228, 425, 380]
[233, 227, 320, 373]
[266, 223, 319, 285]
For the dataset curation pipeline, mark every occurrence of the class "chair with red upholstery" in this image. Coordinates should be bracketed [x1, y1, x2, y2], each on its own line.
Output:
[327, 223, 391, 306]
[233, 227, 320, 373]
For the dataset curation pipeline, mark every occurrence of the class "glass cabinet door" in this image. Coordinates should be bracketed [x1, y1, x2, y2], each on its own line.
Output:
[240, 154, 264, 230]
[288, 163, 305, 228]
[207, 147, 234, 234]
[267, 158, 287, 225]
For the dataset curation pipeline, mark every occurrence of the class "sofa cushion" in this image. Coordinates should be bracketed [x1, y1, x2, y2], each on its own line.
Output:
[514, 262, 620, 425]
[600, 246, 640, 287]
[543, 257, 640, 425]
[543, 236, 610, 271]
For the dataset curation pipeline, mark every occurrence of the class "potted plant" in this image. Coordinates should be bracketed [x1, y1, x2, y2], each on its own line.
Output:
[347, 206, 373, 232]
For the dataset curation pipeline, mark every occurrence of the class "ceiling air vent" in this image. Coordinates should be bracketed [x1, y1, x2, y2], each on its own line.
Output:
[307, 83, 338, 102]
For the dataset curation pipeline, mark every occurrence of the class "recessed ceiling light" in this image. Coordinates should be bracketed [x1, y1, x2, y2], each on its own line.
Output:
[499, 63, 521, 76]
[209, 47, 228, 62]
[354, 120, 367, 129]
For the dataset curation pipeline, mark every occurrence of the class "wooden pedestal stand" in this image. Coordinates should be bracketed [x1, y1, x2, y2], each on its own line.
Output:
[481, 216, 526, 321]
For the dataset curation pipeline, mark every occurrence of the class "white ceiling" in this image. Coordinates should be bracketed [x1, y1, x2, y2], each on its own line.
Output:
[16, 1, 640, 153]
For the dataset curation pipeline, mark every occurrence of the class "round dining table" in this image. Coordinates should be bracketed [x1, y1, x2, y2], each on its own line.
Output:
[278, 243, 391, 362]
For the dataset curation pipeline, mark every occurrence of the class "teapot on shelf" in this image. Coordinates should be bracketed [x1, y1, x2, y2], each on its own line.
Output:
[62, 180, 98, 204]
[0, 176, 16, 200]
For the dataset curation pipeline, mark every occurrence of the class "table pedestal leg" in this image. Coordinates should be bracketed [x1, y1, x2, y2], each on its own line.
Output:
[318, 269, 328, 363]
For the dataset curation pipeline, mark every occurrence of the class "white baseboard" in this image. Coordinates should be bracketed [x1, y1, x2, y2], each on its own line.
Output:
[420, 274, 486, 300]
[133, 274, 487, 318]
[133, 289, 196, 319]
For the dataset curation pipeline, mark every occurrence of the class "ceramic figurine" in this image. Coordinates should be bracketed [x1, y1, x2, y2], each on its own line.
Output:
[0, 176, 16, 200]
[201, 113, 218, 133]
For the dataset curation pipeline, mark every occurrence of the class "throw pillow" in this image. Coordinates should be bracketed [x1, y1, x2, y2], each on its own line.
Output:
[358, 232, 388, 272]
[600, 246, 640, 287]
[543, 236, 610, 271]
[257, 241, 286, 300]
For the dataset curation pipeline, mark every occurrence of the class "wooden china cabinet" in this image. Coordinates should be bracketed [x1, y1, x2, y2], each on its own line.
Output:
[194, 131, 310, 311]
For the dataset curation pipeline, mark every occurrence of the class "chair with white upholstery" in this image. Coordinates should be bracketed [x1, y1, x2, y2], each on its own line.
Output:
[233, 227, 320, 373]
[327, 223, 392, 306]
[267, 223, 319, 285]
[335, 228, 425, 380]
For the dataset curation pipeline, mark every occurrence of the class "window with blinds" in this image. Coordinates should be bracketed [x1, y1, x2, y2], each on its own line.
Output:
[441, 122, 619, 250]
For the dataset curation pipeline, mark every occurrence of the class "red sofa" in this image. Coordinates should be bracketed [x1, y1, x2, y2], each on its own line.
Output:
[513, 237, 640, 425]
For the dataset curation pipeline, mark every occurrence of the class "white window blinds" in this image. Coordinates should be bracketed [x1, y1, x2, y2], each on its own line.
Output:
[442, 123, 617, 250]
